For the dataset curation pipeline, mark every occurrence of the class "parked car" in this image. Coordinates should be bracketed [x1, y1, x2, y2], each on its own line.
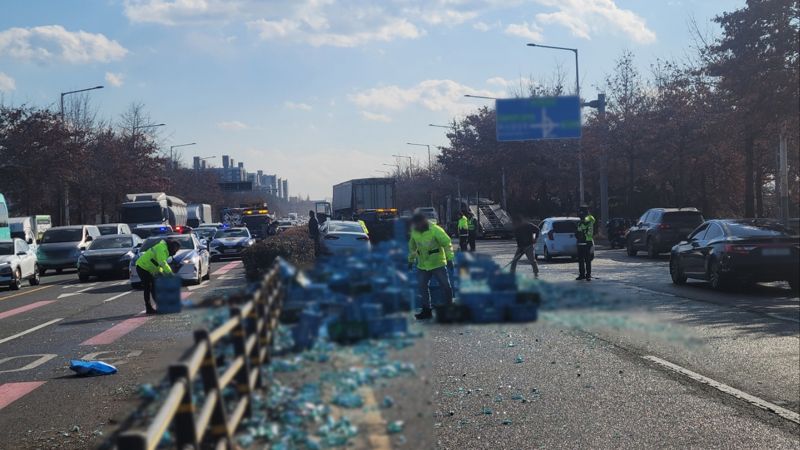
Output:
[319, 220, 371, 256]
[414, 207, 439, 224]
[36, 225, 101, 275]
[77, 234, 142, 282]
[670, 219, 799, 290]
[627, 208, 705, 257]
[606, 217, 632, 249]
[0, 238, 40, 289]
[132, 224, 173, 239]
[534, 217, 594, 261]
[98, 223, 132, 236]
[129, 234, 210, 287]
[209, 228, 254, 261]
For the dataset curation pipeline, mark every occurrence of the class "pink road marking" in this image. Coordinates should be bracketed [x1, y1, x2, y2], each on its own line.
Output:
[181, 291, 192, 300]
[212, 261, 241, 276]
[0, 301, 55, 320]
[0, 382, 46, 411]
[80, 315, 151, 346]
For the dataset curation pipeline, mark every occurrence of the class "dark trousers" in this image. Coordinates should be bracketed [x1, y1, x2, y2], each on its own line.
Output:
[136, 266, 157, 312]
[458, 234, 469, 251]
[417, 266, 453, 310]
[577, 242, 593, 277]
[468, 231, 476, 252]
[510, 245, 538, 275]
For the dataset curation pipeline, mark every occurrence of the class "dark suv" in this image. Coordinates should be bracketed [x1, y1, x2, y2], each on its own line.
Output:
[626, 208, 704, 257]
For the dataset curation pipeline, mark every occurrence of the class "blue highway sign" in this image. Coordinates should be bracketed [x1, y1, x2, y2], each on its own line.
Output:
[496, 96, 581, 141]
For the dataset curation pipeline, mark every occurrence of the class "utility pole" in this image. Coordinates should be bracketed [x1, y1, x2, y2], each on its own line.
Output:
[501, 168, 507, 211]
[596, 94, 608, 231]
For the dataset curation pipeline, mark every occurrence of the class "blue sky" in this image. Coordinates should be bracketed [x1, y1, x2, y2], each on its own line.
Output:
[1, 0, 742, 198]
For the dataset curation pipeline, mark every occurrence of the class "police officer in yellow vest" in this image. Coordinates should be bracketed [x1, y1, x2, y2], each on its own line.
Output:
[466, 210, 478, 252]
[576, 205, 596, 281]
[457, 211, 470, 251]
[408, 213, 454, 320]
[135, 239, 181, 314]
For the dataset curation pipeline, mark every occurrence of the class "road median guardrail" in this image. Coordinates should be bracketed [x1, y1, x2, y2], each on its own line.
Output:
[117, 262, 283, 450]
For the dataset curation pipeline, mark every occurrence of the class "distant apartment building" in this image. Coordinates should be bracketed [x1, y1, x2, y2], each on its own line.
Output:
[198, 154, 287, 197]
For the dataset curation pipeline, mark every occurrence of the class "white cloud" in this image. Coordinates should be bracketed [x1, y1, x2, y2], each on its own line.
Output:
[349, 79, 502, 117]
[0, 25, 128, 63]
[284, 101, 313, 111]
[248, 17, 423, 47]
[472, 21, 493, 32]
[504, 22, 544, 41]
[360, 111, 392, 122]
[0, 72, 15, 92]
[216, 120, 249, 131]
[486, 76, 515, 87]
[105, 72, 124, 87]
[123, 0, 242, 25]
[534, 0, 656, 44]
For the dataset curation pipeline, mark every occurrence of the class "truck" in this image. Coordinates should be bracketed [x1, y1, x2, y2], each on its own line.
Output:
[120, 192, 187, 228]
[332, 178, 397, 243]
[441, 196, 512, 238]
[240, 204, 272, 240]
[8, 216, 37, 245]
[34, 215, 52, 241]
[187, 203, 213, 228]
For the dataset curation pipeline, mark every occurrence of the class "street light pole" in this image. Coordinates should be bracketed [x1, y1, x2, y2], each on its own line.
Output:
[527, 43, 585, 205]
[59, 85, 104, 225]
[407, 142, 432, 169]
[169, 142, 197, 170]
[392, 154, 413, 177]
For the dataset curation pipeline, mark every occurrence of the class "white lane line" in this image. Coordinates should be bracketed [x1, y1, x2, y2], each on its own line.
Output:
[643, 355, 800, 424]
[62, 282, 96, 290]
[103, 291, 132, 303]
[58, 284, 99, 299]
[0, 319, 64, 345]
[187, 281, 209, 291]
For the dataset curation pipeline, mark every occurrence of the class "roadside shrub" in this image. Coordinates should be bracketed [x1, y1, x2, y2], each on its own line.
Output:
[242, 227, 315, 280]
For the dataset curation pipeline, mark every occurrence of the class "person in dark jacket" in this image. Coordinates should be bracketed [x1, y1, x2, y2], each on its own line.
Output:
[510, 215, 540, 276]
[308, 210, 320, 255]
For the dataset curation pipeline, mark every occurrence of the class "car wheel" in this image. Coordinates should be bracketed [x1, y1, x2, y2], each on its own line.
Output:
[10, 268, 22, 290]
[647, 239, 658, 258]
[203, 266, 210, 281]
[626, 237, 637, 257]
[190, 267, 201, 285]
[39, 267, 47, 276]
[708, 259, 726, 290]
[56, 268, 63, 274]
[544, 246, 552, 262]
[669, 256, 687, 285]
[78, 273, 90, 283]
[29, 266, 41, 286]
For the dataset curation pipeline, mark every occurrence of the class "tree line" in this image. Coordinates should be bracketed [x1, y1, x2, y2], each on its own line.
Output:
[404, 0, 799, 222]
[0, 101, 225, 225]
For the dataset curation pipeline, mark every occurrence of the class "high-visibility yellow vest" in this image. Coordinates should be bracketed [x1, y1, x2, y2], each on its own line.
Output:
[135, 240, 173, 275]
[408, 224, 454, 270]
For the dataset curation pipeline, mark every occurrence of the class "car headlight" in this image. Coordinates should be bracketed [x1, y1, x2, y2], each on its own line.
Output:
[0, 263, 12, 274]
[181, 255, 199, 265]
[120, 251, 134, 261]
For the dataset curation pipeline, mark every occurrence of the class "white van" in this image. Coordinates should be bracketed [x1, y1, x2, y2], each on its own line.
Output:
[535, 217, 595, 261]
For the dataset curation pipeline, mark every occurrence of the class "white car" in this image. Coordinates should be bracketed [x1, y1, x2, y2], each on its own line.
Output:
[209, 227, 254, 260]
[129, 234, 210, 287]
[319, 220, 371, 256]
[0, 239, 40, 290]
[414, 207, 439, 224]
[534, 217, 595, 261]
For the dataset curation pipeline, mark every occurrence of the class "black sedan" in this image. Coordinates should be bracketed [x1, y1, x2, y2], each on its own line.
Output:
[77, 234, 142, 282]
[670, 219, 799, 290]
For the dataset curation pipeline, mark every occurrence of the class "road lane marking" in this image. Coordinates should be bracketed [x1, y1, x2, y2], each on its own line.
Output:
[0, 286, 51, 302]
[643, 355, 800, 424]
[57, 284, 98, 299]
[0, 301, 55, 320]
[81, 350, 142, 366]
[103, 291, 132, 303]
[0, 381, 46, 411]
[81, 315, 151, 346]
[212, 261, 241, 276]
[0, 354, 58, 374]
[0, 318, 64, 345]
[187, 281, 208, 291]
[181, 291, 192, 300]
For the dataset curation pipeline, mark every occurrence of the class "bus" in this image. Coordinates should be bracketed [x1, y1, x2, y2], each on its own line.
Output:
[0, 193, 10, 240]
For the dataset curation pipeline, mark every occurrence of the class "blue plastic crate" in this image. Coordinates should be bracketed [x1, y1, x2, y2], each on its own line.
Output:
[489, 271, 517, 290]
[381, 316, 407, 335]
[506, 304, 538, 322]
[154, 276, 182, 314]
[491, 292, 517, 308]
[467, 304, 504, 323]
[459, 292, 492, 307]
[361, 303, 383, 320]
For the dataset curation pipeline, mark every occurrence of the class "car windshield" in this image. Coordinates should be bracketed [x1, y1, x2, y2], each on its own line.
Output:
[663, 211, 704, 226]
[328, 222, 364, 233]
[89, 236, 133, 250]
[142, 236, 194, 251]
[726, 221, 794, 237]
[0, 242, 13, 255]
[552, 221, 577, 233]
[42, 228, 82, 243]
[98, 225, 120, 235]
[194, 228, 217, 239]
[215, 229, 249, 238]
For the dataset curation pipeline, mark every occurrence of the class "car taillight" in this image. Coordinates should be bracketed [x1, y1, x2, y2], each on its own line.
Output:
[724, 244, 757, 254]
[324, 235, 340, 240]
[548, 231, 554, 240]
[657, 223, 671, 230]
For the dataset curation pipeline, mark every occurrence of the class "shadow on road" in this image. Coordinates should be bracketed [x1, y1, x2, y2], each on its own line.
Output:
[61, 313, 142, 326]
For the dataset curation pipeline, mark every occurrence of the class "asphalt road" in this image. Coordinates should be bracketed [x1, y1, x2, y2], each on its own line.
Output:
[430, 240, 800, 449]
[0, 260, 247, 450]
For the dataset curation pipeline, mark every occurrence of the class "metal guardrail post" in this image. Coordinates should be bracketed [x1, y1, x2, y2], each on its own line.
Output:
[117, 431, 148, 450]
[193, 329, 232, 446]
[230, 305, 254, 419]
[169, 363, 197, 448]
